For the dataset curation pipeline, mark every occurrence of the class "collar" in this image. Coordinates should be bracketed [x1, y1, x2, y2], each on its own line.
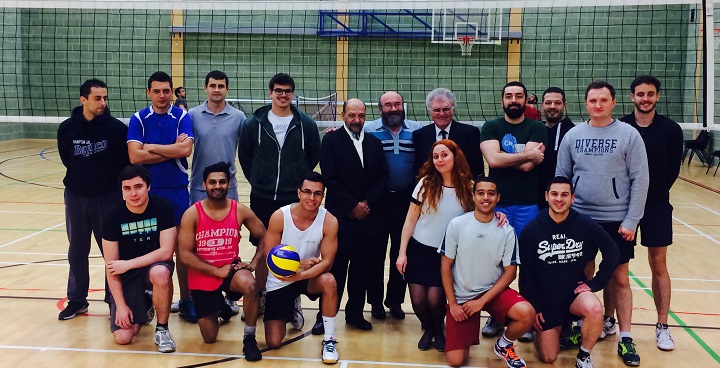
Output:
[343, 124, 364, 141]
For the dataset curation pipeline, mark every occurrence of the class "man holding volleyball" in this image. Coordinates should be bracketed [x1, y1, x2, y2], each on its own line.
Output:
[177, 161, 267, 362]
[262, 171, 341, 364]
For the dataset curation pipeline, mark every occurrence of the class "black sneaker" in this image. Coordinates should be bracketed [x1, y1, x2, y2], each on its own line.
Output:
[617, 337, 640, 366]
[243, 335, 262, 362]
[58, 301, 89, 320]
[560, 326, 582, 350]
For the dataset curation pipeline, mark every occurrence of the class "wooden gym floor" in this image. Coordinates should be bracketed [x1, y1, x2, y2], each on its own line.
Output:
[0, 139, 718, 367]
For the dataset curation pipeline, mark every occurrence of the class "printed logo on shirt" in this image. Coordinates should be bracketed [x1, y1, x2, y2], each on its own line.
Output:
[73, 139, 108, 157]
[120, 218, 157, 236]
[573, 138, 617, 155]
[537, 233, 584, 264]
[501, 134, 517, 154]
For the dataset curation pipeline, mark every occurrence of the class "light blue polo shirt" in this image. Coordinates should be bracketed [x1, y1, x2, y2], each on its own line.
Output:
[364, 118, 421, 191]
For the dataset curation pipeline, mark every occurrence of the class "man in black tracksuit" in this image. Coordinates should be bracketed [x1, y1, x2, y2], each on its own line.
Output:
[519, 176, 619, 368]
[57, 78, 130, 320]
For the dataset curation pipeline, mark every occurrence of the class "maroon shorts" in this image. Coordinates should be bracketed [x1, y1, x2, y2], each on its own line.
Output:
[445, 288, 527, 352]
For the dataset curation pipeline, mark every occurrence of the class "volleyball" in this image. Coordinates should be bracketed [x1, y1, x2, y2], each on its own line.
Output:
[267, 244, 301, 278]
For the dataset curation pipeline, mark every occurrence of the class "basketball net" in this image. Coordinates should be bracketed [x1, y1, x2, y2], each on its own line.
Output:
[457, 36, 476, 56]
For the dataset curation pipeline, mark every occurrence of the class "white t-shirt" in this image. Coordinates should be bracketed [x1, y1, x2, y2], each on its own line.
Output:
[441, 212, 519, 303]
[268, 110, 293, 148]
[411, 176, 466, 248]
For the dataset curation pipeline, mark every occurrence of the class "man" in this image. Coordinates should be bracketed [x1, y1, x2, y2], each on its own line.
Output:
[479, 81, 546, 340]
[263, 172, 341, 364]
[413, 88, 484, 178]
[238, 73, 321, 315]
[178, 162, 266, 362]
[320, 99, 388, 331]
[519, 176, 619, 368]
[57, 78, 130, 320]
[556, 80, 649, 366]
[620, 75, 683, 351]
[127, 71, 196, 322]
[537, 87, 575, 209]
[363, 91, 421, 321]
[102, 165, 176, 353]
[174, 86, 188, 111]
[441, 176, 535, 368]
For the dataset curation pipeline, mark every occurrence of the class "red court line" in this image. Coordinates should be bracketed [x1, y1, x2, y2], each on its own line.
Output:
[678, 175, 720, 194]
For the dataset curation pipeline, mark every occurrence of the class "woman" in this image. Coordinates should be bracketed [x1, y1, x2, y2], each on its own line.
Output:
[396, 139, 474, 352]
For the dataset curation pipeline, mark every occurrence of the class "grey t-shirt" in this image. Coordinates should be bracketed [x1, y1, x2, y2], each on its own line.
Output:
[440, 212, 519, 304]
[189, 101, 246, 191]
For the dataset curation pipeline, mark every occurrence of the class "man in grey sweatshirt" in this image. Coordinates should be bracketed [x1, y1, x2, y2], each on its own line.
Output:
[556, 80, 649, 367]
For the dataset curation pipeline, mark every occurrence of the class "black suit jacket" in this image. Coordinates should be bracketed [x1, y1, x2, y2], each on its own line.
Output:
[413, 121, 484, 178]
[320, 129, 388, 231]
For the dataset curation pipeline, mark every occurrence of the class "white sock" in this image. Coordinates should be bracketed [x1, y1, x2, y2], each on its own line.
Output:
[323, 315, 336, 341]
[244, 325, 256, 337]
[620, 331, 631, 339]
[498, 333, 513, 347]
[576, 319, 583, 327]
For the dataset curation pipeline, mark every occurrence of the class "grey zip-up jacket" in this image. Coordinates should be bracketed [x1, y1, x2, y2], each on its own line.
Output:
[556, 119, 649, 230]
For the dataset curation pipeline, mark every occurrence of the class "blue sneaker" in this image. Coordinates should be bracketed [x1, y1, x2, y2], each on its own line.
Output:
[178, 298, 197, 323]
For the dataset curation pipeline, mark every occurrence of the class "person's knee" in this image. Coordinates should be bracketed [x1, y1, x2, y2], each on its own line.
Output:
[235, 272, 258, 296]
[538, 349, 558, 364]
[319, 273, 337, 295]
[150, 266, 172, 288]
[513, 301, 536, 322]
[113, 331, 134, 345]
[445, 349, 467, 367]
[266, 336, 282, 349]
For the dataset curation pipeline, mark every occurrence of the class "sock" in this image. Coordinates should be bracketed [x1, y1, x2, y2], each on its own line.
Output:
[498, 333, 513, 347]
[576, 319, 583, 327]
[323, 315, 336, 341]
[156, 323, 168, 331]
[578, 345, 591, 359]
[656, 323, 669, 329]
[620, 331, 631, 339]
[244, 325, 256, 337]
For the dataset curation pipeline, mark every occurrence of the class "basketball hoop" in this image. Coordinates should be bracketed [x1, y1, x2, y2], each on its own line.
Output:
[457, 35, 476, 56]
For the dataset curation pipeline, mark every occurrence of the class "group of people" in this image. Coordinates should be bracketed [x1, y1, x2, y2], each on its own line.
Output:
[56, 71, 682, 368]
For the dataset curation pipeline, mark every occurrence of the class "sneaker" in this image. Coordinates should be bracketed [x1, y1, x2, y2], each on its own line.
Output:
[242, 335, 262, 362]
[219, 302, 233, 325]
[58, 301, 89, 320]
[576, 355, 594, 368]
[143, 290, 154, 325]
[170, 301, 179, 313]
[242, 292, 265, 321]
[226, 295, 240, 316]
[290, 296, 304, 330]
[482, 316, 504, 337]
[617, 337, 640, 366]
[560, 326, 583, 350]
[493, 341, 527, 368]
[322, 339, 339, 364]
[518, 330, 534, 342]
[154, 328, 176, 353]
[655, 324, 675, 351]
[601, 316, 617, 339]
[178, 299, 198, 323]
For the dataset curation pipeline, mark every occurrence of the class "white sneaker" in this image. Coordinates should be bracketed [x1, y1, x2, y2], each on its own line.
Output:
[170, 301, 179, 313]
[482, 317, 503, 337]
[322, 338, 339, 364]
[154, 328, 176, 353]
[291, 296, 304, 330]
[225, 296, 240, 316]
[575, 355, 593, 368]
[518, 330, 534, 342]
[656, 325, 675, 351]
[600, 316, 617, 339]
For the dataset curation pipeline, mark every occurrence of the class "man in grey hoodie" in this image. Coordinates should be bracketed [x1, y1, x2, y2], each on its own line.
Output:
[556, 80, 649, 367]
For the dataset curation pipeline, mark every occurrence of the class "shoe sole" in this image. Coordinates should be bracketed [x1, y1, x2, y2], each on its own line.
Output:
[657, 345, 675, 351]
[322, 357, 338, 364]
[59, 306, 89, 320]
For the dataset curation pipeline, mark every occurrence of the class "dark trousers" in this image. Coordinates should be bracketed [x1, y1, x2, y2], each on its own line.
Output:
[65, 189, 121, 304]
[249, 192, 295, 246]
[367, 190, 410, 307]
[331, 220, 380, 318]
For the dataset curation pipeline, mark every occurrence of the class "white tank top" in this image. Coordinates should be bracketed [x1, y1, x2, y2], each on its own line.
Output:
[266, 204, 327, 292]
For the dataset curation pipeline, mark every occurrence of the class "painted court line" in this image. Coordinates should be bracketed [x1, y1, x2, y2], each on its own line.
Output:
[0, 222, 65, 249]
[695, 203, 720, 217]
[673, 215, 720, 246]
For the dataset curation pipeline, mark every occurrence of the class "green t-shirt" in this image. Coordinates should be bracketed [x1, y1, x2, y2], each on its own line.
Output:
[480, 117, 547, 205]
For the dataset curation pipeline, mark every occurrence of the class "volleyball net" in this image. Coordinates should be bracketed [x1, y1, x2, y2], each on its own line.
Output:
[0, 0, 714, 132]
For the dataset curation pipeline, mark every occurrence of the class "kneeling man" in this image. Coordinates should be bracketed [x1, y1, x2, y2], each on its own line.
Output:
[102, 164, 176, 352]
[519, 176, 619, 368]
[178, 161, 267, 362]
[441, 176, 535, 368]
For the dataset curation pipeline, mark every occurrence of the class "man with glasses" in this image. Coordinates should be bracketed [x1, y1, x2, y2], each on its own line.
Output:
[320, 98, 388, 331]
[413, 88, 484, 178]
[238, 72, 322, 323]
[362, 91, 421, 322]
[479, 81, 547, 341]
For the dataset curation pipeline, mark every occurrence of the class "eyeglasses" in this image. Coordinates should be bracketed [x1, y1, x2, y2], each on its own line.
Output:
[273, 88, 294, 95]
[431, 107, 453, 114]
[300, 188, 324, 198]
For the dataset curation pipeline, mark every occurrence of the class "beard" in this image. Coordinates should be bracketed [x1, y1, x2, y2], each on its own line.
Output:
[634, 101, 656, 114]
[503, 103, 525, 119]
[544, 109, 564, 124]
[381, 109, 405, 128]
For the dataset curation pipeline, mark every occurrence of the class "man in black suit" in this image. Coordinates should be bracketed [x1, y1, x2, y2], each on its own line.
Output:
[413, 88, 484, 178]
[320, 99, 388, 331]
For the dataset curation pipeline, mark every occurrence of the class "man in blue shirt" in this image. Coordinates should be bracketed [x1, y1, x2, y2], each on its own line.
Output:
[364, 91, 421, 321]
[127, 71, 196, 322]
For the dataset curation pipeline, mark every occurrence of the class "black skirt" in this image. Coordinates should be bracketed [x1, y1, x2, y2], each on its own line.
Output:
[404, 237, 443, 287]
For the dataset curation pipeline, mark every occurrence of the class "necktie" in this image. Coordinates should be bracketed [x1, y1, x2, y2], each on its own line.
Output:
[353, 133, 360, 140]
[440, 130, 448, 140]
